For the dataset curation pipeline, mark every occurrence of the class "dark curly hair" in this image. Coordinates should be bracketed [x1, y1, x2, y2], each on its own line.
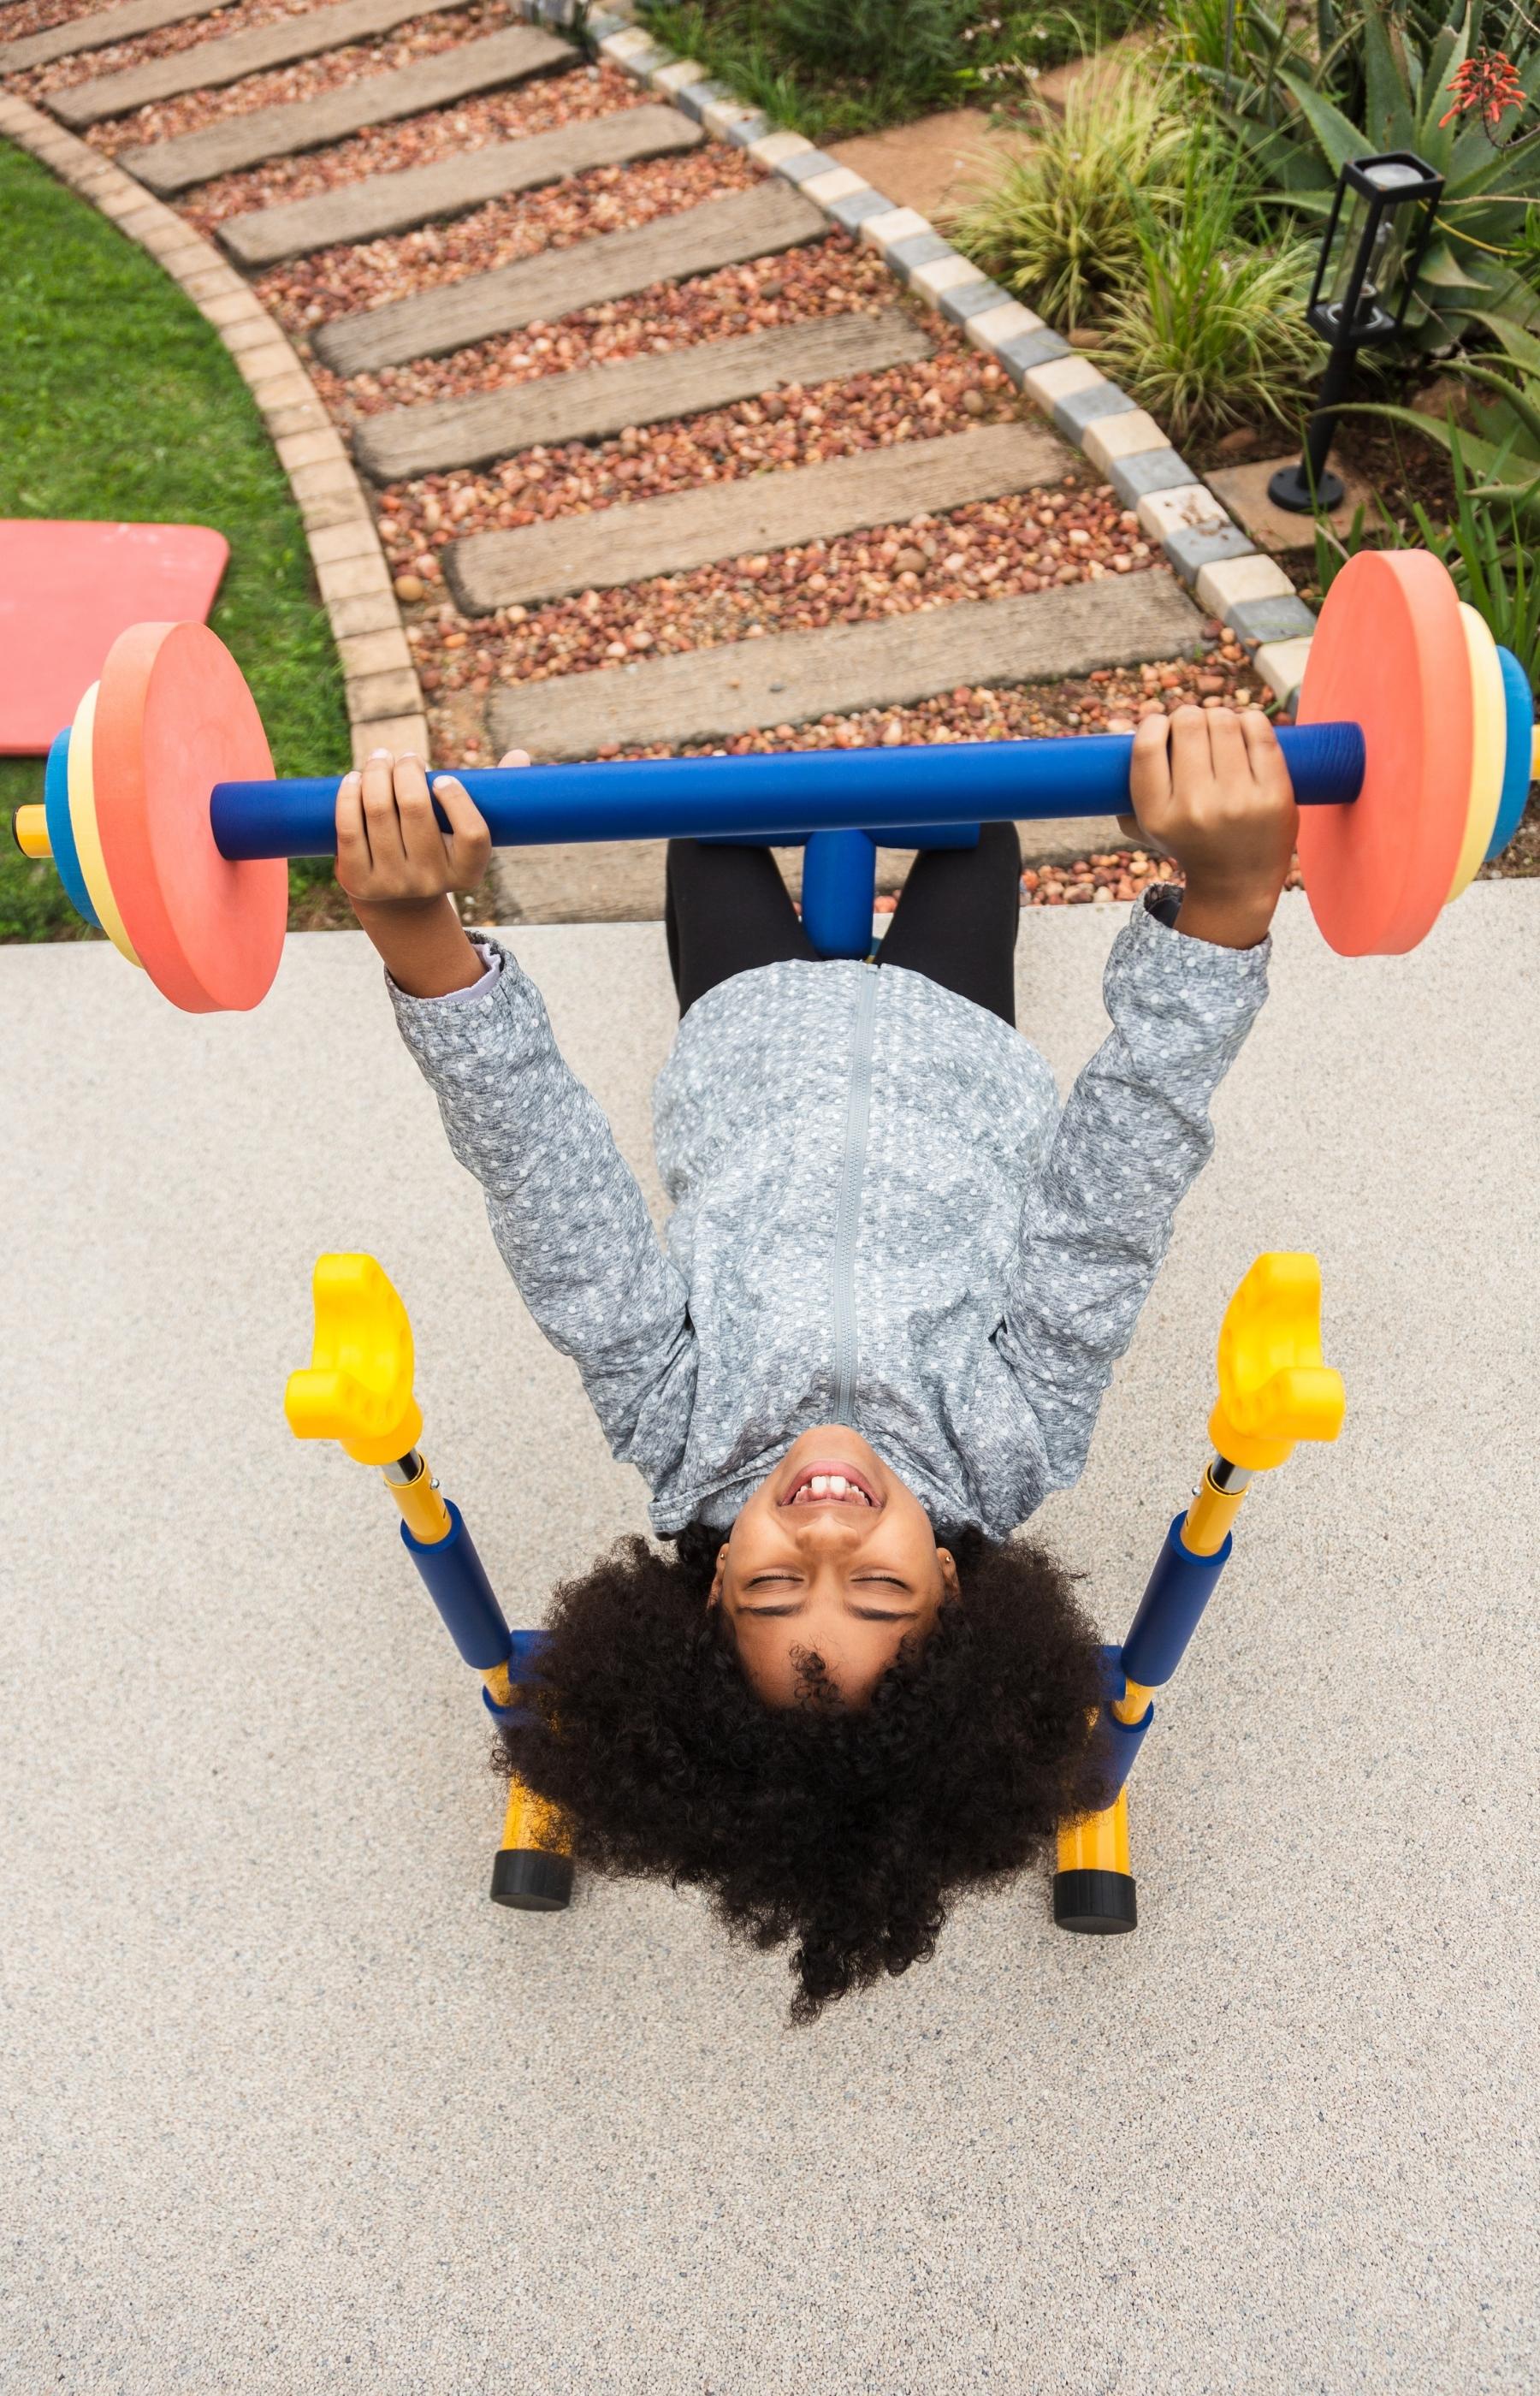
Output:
[498, 1523, 1111, 2021]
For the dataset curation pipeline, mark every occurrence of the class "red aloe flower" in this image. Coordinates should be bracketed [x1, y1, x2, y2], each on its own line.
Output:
[1439, 49, 1526, 130]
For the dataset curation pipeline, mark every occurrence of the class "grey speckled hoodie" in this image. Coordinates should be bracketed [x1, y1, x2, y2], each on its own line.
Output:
[389, 895, 1268, 1537]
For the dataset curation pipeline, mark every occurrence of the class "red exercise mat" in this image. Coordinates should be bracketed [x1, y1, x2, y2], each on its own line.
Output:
[0, 519, 229, 754]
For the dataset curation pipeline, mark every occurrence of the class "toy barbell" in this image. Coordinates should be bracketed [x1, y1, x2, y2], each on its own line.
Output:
[11, 549, 1534, 1011]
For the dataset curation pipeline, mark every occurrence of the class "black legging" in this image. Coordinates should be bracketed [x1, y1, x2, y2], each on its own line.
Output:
[665, 823, 1022, 1026]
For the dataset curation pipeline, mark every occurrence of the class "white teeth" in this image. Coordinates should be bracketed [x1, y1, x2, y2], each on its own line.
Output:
[810, 1474, 829, 1495]
[828, 1475, 848, 1496]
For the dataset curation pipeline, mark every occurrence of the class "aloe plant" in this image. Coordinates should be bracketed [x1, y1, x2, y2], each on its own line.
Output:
[1098, 139, 1324, 438]
[1312, 430, 1540, 691]
[1199, 0, 1540, 344]
[1342, 311, 1540, 511]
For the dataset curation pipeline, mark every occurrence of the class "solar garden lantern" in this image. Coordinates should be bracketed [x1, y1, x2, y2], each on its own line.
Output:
[1269, 151, 1444, 514]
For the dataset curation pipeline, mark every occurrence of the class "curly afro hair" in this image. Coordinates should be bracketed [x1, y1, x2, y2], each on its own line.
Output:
[497, 1523, 1111, 2021]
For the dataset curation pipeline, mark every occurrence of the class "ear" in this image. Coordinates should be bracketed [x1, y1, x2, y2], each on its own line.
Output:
[937, 1546, 960, 1598]
[706, 1542, 730, 1609]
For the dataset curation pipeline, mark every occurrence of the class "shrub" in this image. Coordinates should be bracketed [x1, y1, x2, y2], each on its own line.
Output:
[642, 0, 970, 134]
[767, 0, 967, 86]
[947, 69, 1185, 328]
[959, 0, 1159, 90]
[1097, 140, 1324, 440]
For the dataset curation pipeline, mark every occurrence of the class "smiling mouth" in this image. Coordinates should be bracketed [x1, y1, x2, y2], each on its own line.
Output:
[779, 1462, 882, 1509]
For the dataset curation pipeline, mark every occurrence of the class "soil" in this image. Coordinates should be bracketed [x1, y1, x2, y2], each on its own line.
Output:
[1187, 395, 1460, 550]
[826, 107, 1018, 225]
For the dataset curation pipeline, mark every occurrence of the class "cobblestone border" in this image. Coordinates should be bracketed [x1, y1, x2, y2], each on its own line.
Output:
[0, 89, 429, 766]
[519, 0, 1318, 712]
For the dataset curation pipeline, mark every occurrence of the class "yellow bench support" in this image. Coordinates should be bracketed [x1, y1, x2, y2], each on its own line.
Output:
[284, 1253, 574, 1912]
[1055, 1253, 1345, 1934]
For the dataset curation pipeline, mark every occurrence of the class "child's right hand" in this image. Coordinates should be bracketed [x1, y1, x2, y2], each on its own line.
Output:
[337, 747, 528, 999]
[336, 749, 508, 910]
[1122, 706, 1297, 951]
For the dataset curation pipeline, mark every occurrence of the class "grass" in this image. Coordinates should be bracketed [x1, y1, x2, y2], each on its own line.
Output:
[1095, 139, 1323, 444]
[947, 68, 1185, 329]
[0, 139, 350, 945]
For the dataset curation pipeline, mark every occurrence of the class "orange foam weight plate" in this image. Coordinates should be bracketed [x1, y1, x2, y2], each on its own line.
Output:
[93, 621, 286, 1012]
[1295, 550, 1472, 957]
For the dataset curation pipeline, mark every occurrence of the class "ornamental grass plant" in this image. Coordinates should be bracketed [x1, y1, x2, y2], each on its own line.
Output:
[1095, 140, 1324, 442]
[946, 68, 1186, 327]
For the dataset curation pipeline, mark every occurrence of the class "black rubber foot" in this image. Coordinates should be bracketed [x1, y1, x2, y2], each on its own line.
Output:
[1267, 460, 1345, 515]
[490, 1847, 574, 1911]
[1052, 1868, 1138, 1935]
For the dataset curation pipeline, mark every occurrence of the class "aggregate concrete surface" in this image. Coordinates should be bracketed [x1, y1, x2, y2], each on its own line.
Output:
[3, 886, 1537, 2395]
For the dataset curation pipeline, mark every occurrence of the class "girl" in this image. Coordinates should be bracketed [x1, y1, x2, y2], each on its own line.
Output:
[339, 711, 1294, 2017]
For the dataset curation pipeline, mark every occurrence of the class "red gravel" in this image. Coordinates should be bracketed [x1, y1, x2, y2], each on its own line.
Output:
[1014, 850, 1309, 909]
[406, 480, 1152, 693]
[255, 141, 760, 326]
[370, 350, 1031, 595]
[78, 0, 523, 149]
[18, 0, 329, 98]
[0, 0, 122, 43]
[425, 621, 1282, 764]
[308, 233, 897, 409]
[175, 56, 642, 229]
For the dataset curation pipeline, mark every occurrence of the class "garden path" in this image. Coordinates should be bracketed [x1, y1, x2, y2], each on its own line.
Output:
[6, 0, 1241, 920]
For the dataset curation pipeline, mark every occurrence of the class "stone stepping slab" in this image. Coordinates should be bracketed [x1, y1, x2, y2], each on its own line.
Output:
[0, 0, 226, 75]
[314, 179, 825, 377]
[217, 100, 702, 266]
[353, 305, 930, 482]
[119, 21, 572, 195]
[489, 571, 1201, 760]
[51, 0, 482, 129]
[447, 420, 1069, 614]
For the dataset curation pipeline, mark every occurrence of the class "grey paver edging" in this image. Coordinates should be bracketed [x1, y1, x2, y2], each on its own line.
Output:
[514, 0, 1318, 711]
[0, 91, 427, 767]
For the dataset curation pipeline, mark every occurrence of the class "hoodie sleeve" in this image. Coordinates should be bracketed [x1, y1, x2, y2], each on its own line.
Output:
[984, 891, 1270, 1499]
[388, 938, 696, 1489]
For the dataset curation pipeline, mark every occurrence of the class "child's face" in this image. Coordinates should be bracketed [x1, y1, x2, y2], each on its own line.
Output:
[711, 1429, 957, 1707]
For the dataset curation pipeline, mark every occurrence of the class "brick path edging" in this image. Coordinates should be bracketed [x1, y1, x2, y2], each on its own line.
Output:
[0, 88, 428, 766]
[524, 0, 1318, 713]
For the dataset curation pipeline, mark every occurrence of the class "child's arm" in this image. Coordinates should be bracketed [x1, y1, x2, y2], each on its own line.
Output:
[340, 751, 696, 1485]
[986, 706, 1295, 1497]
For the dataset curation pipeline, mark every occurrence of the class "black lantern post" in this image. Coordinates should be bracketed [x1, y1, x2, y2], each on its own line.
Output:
[1269, 151, 1444, 514]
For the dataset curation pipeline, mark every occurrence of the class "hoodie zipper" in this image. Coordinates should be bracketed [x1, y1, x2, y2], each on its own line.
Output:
[831, 964, 879, 1423]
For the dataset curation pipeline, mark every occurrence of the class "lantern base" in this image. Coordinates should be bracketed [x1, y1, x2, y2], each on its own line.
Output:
[1268, 460, 1346, 516]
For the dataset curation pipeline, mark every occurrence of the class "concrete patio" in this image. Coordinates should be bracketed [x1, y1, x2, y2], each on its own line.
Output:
[3, 884, 1537, 2394]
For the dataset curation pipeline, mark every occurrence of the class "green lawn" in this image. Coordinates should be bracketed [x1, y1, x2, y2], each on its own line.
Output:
[0, 138, 349, 943]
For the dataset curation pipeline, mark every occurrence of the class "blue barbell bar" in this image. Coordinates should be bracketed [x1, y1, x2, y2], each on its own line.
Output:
[210, 721, 1366, 861]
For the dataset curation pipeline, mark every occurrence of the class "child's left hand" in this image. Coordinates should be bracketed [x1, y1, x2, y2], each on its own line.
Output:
[1120, 705, 1297, 951]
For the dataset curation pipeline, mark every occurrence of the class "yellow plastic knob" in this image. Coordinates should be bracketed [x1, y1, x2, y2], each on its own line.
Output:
[1209, 1252, 1345, 1472]
[12, 804, 51, 860]
[284, 1253, 423, 1468]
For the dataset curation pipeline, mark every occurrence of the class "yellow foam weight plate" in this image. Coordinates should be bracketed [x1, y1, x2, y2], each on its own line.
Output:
[1447, 604, 1504, 904]
[66, 682, 142, 970]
